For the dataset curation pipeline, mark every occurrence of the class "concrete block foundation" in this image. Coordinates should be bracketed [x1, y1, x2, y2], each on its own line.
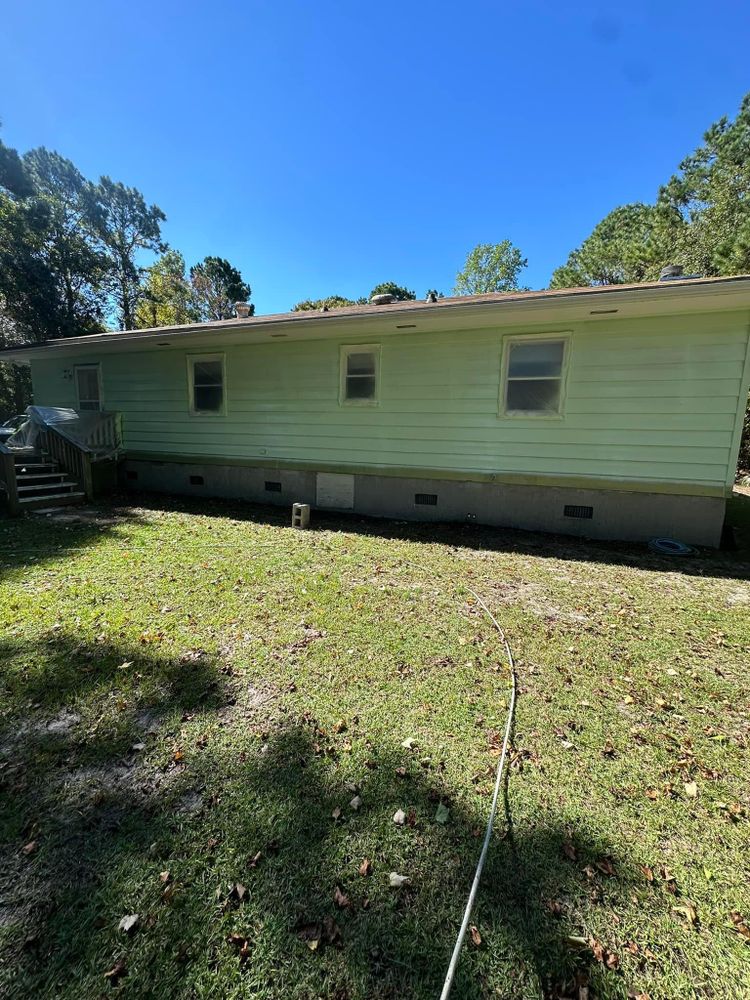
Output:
[119, 459, 726, 547]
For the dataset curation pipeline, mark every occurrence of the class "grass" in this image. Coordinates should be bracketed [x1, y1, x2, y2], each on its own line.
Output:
[0, 493, 749, 1000]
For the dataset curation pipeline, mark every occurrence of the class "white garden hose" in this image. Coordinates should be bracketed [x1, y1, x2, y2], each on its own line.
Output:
[438, 588, 518, 1000]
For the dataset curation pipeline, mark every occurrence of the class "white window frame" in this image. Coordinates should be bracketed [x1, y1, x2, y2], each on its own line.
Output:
[499, 332, 571, 419]
[187, 353, 227, 417]
[339, 344, 381, 406]
[74, 364, 103, 411]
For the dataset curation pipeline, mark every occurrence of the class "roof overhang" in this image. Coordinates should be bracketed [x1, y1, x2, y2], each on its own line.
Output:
[2, 275, 749, 364]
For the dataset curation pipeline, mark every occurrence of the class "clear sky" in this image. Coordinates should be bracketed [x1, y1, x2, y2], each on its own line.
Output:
[1, 0, 749, 315]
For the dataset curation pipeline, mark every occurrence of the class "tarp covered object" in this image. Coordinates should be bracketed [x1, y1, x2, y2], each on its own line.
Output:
[6, 406, 121, 461]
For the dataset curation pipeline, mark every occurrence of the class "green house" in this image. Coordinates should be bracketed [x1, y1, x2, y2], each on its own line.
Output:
[3, 276, 750, 546]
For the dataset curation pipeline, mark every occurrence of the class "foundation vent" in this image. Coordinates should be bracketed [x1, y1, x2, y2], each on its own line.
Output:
[564, 504, 593, 519]
[189, 475, 205, 486]
[415, 493, 438, 506]
[126, 470, 138, 481]
[265, 481, 282, 493]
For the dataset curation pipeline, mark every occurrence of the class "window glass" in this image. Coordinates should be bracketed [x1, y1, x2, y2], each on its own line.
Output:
[343, 348, 378, 402]
[508, 340, 564, 379]
[506, 378, 560, 412]
[504, 339, 565, 415]
[190, 357, 224, 413]
[75, 367, 101, 411]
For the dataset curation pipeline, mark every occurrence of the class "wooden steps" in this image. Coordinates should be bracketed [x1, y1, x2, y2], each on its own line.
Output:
[10, 452, 86, 511]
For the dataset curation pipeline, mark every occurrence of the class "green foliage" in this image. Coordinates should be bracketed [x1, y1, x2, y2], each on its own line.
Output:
[189, 256, 252, 322]
[22, 148, 108, 336]
[658, 92, 750, 276]
[88, 176, 166, 330]
[291, 295, 357, 312]
[550, 203, 672, 288]
[553, 93, 750, 290]
[368, 281, 416, 302]
[135, 250, 198, 329]
[454, 241, 528, 295]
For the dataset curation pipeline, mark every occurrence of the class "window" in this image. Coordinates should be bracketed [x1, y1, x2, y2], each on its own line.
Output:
[340, 345, 380, 404]
[75, 365, 102, 411]
[188, 354, 226, 415]
[501, 336, 568, 416]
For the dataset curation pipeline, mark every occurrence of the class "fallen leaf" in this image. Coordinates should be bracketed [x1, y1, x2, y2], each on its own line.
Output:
[358, 858, 372, 877]
[331, 806, 342, 820]
[672, 902, 698, 926]
[595, 857, 616, 877]
[349, 795, 362, 811]
[401, 738, 417, 750]
[333, 719, 347, 734]
[333, 885, 350, 909]
[640, 865, 655, 882]
[21, 841, 38, 856]
[103, 958, 127, 983]
[684, 781, 699, 798]
[389, 872, 411, 888]
[562, 838, 577, 861]
[118, 913, 139, 934]
[227, 932, 251, 963]
[729, 912, 750, 939]
[229, 882, 247, 903]
[117, 661, 133, 671]
[159, 870, 171, 884]
[470, 925, 482, 947]
[131, 742, 146, 752]
[393, 809, 406, 825]
[435, 803, 450, 825]
[249, 851, 262, 868]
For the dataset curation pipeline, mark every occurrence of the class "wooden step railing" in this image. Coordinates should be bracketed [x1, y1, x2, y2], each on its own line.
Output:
[0, 443, 20, 516]
[39, 425, 94, 500]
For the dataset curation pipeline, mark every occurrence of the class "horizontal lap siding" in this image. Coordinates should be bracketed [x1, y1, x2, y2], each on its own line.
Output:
[29, 310, 750, 489]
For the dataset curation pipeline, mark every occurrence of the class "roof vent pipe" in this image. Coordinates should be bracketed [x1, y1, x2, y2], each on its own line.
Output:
[370, 293, 395, 305]
[235, 302, 252, 318]
[659, 264, 684, 281]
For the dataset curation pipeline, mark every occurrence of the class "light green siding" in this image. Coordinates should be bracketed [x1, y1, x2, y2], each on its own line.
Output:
[29, 310, 750, 495]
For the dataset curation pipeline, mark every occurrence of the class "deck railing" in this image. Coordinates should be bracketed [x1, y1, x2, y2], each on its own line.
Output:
[39, 425, 94, 500]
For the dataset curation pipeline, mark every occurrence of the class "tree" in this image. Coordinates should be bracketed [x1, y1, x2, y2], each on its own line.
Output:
[454, 241, 528, 295]
[292, 295, 357, 312]
[89, 176, 166, 330]
[23, 147, 107, 336]
[549, 203, 672, 288]
[190, 256, 252, 322]
[136, 250, 197, 328]
[658, 92, 750, 276]
[369, 281, 415, 302]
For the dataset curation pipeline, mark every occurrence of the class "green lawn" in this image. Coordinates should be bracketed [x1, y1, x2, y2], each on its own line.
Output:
[1, 495, 749, 1000]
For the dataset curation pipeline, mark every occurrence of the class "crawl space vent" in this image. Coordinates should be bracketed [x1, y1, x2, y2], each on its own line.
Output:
[189, 475, 205, 486]
[415, 493, 438, 506]
[564, 504, 593, 519]
[264, 481, 282, 493]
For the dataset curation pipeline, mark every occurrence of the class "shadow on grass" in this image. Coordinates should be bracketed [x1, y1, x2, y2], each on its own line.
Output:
[0, 502, 144, 585]
[112, 487, 750, 583]
[1, 632, 639, 999]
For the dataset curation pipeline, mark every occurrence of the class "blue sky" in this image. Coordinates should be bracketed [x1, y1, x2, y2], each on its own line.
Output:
[1, 1, 749, 316]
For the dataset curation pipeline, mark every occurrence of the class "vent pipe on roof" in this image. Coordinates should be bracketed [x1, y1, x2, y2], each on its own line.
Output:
[235, 302, 252, 318]
[370, 293, 395, 305]
[659, 264, 684, 281]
